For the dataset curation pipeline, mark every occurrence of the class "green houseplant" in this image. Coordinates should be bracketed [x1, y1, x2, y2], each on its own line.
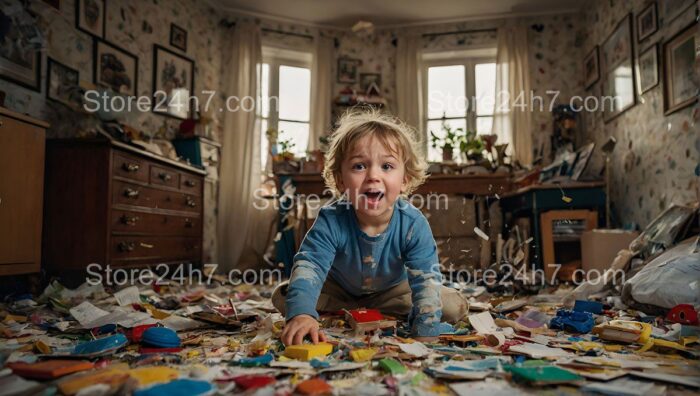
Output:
[430, 119, 465, 162]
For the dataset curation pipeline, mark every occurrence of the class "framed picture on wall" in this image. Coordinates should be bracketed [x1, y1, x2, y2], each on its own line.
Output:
[663, 22, 698, 115]
[660, 0, 694, 25]
[337, 58, 360, 83]
[636, 43, 659, 94]
[0, 9, 42, 92]
[360, 73, 381, 92]
[93, 39, 138, 96]
[583, 46, 600, 89]
[76, 0, 106, 38]
[46, 58, 81, 108]
[170, 23, 187, 52]
[601, 14, 636, 122]
[636, 2, 657, 42]
[153, 44, 195, 120]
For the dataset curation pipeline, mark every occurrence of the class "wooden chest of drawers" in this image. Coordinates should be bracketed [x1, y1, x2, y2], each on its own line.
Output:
[43, 139, 207, 273]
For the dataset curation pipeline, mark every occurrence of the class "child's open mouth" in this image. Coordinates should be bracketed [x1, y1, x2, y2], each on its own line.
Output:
[362, 190, 385, 206]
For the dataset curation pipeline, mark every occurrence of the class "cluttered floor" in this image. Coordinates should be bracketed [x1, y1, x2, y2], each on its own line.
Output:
[1, 207, 699, 395]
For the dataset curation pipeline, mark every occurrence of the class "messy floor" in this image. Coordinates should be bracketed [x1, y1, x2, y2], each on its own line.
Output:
[1, 208, 699, 395]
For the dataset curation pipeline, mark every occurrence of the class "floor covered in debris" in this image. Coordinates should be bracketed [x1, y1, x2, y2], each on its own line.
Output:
[1, 269, 699, 396]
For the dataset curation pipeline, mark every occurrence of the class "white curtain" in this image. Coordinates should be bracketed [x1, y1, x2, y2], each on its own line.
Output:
[395, 34, 424, 149]
[494, 25, 533, 166]
[217, 22, 263, 271]
[308, 36, 334, 151]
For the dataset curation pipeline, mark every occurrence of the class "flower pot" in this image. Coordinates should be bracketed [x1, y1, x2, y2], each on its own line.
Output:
[442, 147, 453, 162]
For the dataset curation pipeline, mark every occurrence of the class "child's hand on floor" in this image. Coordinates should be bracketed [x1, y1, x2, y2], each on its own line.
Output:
[282, 314, 328, 346]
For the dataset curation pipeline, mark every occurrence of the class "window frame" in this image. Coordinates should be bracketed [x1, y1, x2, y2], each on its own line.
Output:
[261, 47, 312, 157]
[421, 51, 496, 158]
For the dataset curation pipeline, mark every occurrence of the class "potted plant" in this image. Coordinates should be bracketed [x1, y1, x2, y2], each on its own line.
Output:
[460, 130, 485, 163]
[430, 119, 465, 162]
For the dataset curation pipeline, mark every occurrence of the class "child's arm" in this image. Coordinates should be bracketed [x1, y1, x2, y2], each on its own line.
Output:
[284, 208, 338, 323]
[403, 215, 444, 337]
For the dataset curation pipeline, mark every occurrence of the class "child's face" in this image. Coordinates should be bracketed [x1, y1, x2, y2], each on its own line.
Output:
[338, 134, 406, 220]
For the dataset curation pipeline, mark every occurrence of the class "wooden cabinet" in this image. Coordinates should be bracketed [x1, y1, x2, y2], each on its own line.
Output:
[43, 139, 207, 273]
[540, 209, 598, 283]
[0, 108, 48, 275]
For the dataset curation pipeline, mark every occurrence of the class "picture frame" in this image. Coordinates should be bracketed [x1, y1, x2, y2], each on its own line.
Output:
[93, 39, 138, 96]
[663, 22, 698, 115]
[583, 46, 600, 89]
[337, 58, 360, 84]
[46, 57, 81, 109]
[570, 142, 596, 181]
[75, 0, 106, 38]
[0, 9, 42, 92]
[601, 14, 636, 123]
[636, 43, 659, 94]
[152, 44, 195, 120]
[359, 73, 381, 93]
[660, 0, 694, 26]
[636, 2, 657, 42]
[170, 23, 187, 52]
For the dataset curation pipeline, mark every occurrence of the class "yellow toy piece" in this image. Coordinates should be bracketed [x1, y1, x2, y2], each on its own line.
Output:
[284, 343, 333, 361]
[350, 348, 377, 362]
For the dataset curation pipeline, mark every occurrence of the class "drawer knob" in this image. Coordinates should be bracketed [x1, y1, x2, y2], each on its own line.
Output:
[185, 196, 196, 207]
[124, 188, 140, 198]
[139, 242, 154, 249]
[118, 241, 135, 252]
[120, 214, 139, 225]
[158, 172, 172, 182]
[185, 218, 193, 228]
[185, 179, 196, 187]
[122, 163, 140, 172]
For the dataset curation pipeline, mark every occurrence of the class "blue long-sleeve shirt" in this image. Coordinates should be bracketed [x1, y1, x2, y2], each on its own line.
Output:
[285, 198, 446, 337]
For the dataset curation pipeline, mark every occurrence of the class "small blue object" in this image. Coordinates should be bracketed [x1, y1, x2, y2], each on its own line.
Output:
[238, 353, 273, 367]
[74, 333, 128, 356]
[573, 300, 603, 314]
[141, 327, 181, 348]
[135, 379, 213, 396]
[549, 309, 594, 333]
[310, 358, 330, 369]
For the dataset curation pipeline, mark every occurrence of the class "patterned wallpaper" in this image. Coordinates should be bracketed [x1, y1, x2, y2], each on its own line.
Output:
[579, 0, 699, 228]
[0, 0, 227, 262]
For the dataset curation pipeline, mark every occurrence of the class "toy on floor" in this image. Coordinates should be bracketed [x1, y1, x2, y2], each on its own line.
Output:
[344, 308, 397, 336]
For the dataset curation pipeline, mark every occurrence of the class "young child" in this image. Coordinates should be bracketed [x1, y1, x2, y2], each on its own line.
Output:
[272, 110, 468, 346]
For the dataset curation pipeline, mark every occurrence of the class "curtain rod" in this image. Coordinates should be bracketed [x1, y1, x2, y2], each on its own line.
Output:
[221, 20, 314, 40]
[422, 28, 497, 38]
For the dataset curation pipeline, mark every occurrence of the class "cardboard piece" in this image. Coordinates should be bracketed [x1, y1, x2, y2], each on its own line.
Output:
[9, 360, 94, 380]
[581, 229, 638, 274]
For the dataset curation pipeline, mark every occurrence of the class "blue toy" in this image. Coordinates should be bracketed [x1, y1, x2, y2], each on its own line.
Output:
[141, 327, 181, 348]
[549, 309, 594, 333]
[73, 333, 128, 356]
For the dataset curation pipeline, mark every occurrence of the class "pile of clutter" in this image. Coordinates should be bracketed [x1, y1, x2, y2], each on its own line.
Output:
[0, 206, 697, 395]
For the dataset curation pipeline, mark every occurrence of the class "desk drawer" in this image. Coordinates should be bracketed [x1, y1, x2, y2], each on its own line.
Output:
[111, 209, 200, 236]
[179, 174, 202, 196]
[110, 236, 201, 261]
[150, 165, 180, 188]
[113, 180, 201, 212]
[113, 152, 149, 182]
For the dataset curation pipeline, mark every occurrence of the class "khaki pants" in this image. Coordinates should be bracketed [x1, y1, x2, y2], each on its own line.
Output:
[272, 276, 469, 323]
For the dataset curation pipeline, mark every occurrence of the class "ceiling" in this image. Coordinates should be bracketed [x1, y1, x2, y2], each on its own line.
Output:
[213, 0, 582, 28]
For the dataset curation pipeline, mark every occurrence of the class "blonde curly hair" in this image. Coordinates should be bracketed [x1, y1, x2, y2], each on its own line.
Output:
[322, 109, 428, 197]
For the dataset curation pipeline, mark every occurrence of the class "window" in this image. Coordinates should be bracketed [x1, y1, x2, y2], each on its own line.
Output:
[423, 48, 497, 162]
[261, 47, 312, 170]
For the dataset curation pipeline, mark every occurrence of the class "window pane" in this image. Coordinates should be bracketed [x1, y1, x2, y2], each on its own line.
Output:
[427, 65, 466, 119]
[261, 119, 269, 171]
[261, 64, 270, 118]
[278, 121, 309, 156]
[475, 63, 496, 116]
[426, 118, 467, 162]
[279, 65, 310, 122]
[476, 116, 493, 135]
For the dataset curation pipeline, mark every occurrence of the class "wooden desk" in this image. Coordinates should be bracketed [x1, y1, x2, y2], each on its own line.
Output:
[499, 181, 606, 280]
